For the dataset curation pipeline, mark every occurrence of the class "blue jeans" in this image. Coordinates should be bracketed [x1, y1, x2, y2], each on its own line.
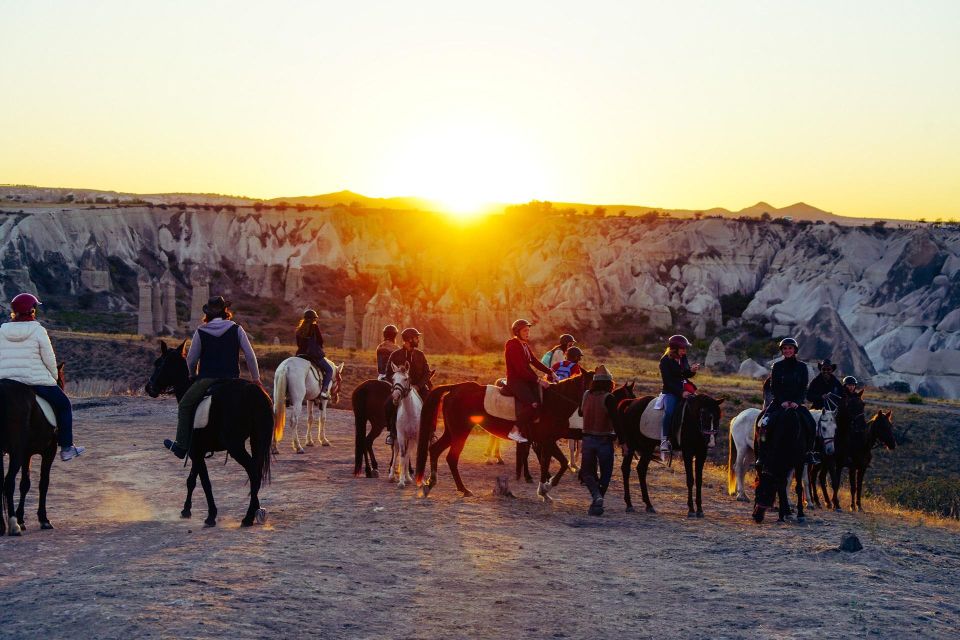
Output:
[581, 434, 614, 501]
[317, 357, 333, 391]
[34, 385, 73, 448]
[661, 393, 678, 440]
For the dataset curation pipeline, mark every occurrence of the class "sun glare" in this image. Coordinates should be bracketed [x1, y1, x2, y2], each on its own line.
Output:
[374, 121, 551, 221]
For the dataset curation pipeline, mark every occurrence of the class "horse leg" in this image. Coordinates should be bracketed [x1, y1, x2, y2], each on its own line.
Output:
[848, 466, 857, 512]
[535, 441, 554, 503]
[305, 402, 315, 447]
[684, 452, 695, 517]
[182, 464, 199, 518]
[319, 402, 331, 446]
[0, 454, 5, 535]
[638, 448, 655, 513]
[548, 441, 569, 487]
[809, 464, 822, 508]
[695, 453, 705, 517]
[4, 454, 22, 536]
[291, 405, 305, 454]
[388, 437, 399, 482]
[856, 468, 865, 512]
[445, 430, 473, 497]
[36, 446, 55, 529]
[397, 436, 409, 488]
[569, 438, 580, 473]
[795, 466, 806, 522]
[424, 426, 451, 492]
[195, 458, 218, 527]
[621, 446, 635, 512]
[16, 457, 31, 529]
[228, 443, 262, 527]
[734, 445, 750, 502]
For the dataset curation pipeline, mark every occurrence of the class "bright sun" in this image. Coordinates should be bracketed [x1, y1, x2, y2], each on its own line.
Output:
[375, 121, 550, 220]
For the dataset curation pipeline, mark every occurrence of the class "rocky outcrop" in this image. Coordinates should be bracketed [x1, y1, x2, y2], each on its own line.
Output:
[739, 359, 769, 379]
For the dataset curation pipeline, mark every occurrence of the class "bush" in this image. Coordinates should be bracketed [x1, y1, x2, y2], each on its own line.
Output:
[882, 381, 911, 394]
[720, 292, 753, 321]
[592, 345, 611, 357]
[884, 478, 960, 519]
[907, 393, 923, 405]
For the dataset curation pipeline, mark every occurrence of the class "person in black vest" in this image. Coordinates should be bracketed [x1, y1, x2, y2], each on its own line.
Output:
[806, 358, 843, 410]
[163, 296, 261, 459]
[376, 325, 399, 380]
[579, 365, 618, 516]
[767, 337, 818, 464]
[295, 308, 333, 399]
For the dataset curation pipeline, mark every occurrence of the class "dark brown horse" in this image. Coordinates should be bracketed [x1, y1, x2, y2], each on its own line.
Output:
[840, 398, 896, 512]
[415, 372, 594, 499]
[145, 340, 274, 527]
[351, 379, 392, 478]
[0, 363, 64, 536]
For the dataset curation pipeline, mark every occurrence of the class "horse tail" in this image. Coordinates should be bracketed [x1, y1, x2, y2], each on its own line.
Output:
[727, 416, 737, 496]
[272, 359, 288, 444]
[415, 384, 457, 486]
[251, 385, 274, 484]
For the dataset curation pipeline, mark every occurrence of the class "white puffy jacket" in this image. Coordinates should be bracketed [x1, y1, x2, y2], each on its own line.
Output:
[0, 321, 59, 386]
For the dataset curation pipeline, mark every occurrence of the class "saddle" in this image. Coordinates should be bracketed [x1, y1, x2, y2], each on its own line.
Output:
[191, 379, 232, 430]
[35, 397, 57, 427]
[483, 384, 543, 423]
[638, 398, 686, 449]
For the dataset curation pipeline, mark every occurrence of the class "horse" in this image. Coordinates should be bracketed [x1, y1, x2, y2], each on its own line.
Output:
[751, 407, 808, 524]
[617, 393, 724, 516]
[415, 372, 594, 499]
[0, 363, 64, 536]
[272, 356, 344, 453]
[386, 363, 422, 488]
[807, 395, 843, 510]
[145, 340, 274, 527]
[837, 394, 896, 512]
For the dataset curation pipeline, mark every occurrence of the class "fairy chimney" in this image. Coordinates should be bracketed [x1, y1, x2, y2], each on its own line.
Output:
[190, 266, 209, 328]
[160, 270, 178, 331]
[151, 279, 164, 334]
[137, 273, 154, 336]
[343, 295, 357, 349]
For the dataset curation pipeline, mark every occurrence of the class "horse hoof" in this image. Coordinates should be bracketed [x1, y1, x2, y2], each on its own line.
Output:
[371, 470, 380, 478]
[17, 520, 25, 530]
[646, 506, 656, 514]
[181, 509, 191, 519]
[322, 441, 331, 447]
[204, 516, 217, 527]
[271, 446, 279, 455]
[40, 521, 53, 530]
[687, 510, 696, 518]
[296, 448, 305, 455]
[696, 511, 704, 519]
[797, 516, 806, 523]
[524, 477, 533, 484]
[626, 506, 635, 513]
[496, 459, 504, 465]
[306, 441, 315, 447]
[255, 508, 266, 525]
[240, 518, 253, 527]
[461, 490, 474, 498]
[736, 495, 749, 502]
[834, 507, 842, 512]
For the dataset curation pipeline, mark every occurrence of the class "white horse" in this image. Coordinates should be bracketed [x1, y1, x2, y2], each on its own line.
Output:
[387, 362, 422, 488]
[727, 404, 837, 504]
[273, 356, 344, 454]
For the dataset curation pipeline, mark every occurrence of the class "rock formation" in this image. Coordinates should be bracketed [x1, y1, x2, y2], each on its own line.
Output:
[343, 295, 357, 349]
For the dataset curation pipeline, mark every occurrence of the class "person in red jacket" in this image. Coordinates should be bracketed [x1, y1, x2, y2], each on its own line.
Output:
[504, 319, 557, 443]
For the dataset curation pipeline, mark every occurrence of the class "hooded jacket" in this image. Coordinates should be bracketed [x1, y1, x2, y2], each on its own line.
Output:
[184, 318, 260, 381]
[0, 320, 59, 386]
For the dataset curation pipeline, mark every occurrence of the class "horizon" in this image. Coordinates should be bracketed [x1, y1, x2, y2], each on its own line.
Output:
[2, 2, 959, 220]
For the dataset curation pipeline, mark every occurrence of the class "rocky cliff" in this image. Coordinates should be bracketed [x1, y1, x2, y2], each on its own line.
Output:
[1, 203, 957, 396]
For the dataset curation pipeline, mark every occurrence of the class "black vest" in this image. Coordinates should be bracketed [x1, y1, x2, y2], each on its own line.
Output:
[197, 324, 241, 379]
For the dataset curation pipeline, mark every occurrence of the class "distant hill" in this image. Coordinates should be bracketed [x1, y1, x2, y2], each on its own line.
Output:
[265, 190, 436, 211]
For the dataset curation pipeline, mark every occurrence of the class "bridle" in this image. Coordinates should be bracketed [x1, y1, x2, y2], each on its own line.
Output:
[817, 394, 839, 450]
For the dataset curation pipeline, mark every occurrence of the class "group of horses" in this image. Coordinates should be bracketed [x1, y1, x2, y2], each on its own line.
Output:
[0, 340, 899, 536]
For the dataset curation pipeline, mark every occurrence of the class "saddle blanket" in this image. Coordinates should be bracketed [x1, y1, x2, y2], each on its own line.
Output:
[639, 400, 665, 441]
[193, 396, 212, 430]
[484, 385, 517, 421]
[568, 413, 583, 430]
[35, 397, 57, 427]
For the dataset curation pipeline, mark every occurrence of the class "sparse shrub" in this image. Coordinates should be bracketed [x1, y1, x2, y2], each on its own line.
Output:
[907, 393, 923, 405]
[884, 478, 960, 519]
[882, 381, 911, 394]
[592, 344, 610, 357]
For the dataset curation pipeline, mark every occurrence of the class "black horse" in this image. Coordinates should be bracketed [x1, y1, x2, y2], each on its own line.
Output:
[0, 363, 64, 536]
[617, 393, 724, 516]
[752, 407, 807, 523]
[145, 340, 274, 527]
[351, 379, 392, 478]
[839, 397, 896, 512]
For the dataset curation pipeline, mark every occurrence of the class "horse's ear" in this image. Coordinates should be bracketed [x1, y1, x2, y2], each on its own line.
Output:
[716, 395, 727, 405]
[885, 410, 893, 419]
[857, 389, 864, 398]
[391, 362, 400, 372]
[57, 362, 65, 372]
[338, 362, 345, 373]
[177, 339, 187, 355]
[159, 340, 168, 354]
[429, 368, 437, 378]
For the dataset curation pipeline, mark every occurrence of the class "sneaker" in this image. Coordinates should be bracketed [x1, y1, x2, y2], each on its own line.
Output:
[163, 439, 187, 460]
[659, 439, 671, 463]
[385, 434, 394, 446]
[588, 496, 604, 516]
[60, 445, 85, 461]
[507, 428, 528, 444]
[708, 434, 717, 448]
[320, 390, 330, 400]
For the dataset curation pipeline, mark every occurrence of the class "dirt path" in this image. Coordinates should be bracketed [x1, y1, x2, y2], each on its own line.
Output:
[0, 397, 957, 639]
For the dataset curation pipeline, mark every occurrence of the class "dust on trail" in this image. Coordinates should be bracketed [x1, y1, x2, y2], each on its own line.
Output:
[1, 397, 957, 639]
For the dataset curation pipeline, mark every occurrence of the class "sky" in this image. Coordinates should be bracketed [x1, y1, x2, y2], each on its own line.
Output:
[1, 1, 959, 219]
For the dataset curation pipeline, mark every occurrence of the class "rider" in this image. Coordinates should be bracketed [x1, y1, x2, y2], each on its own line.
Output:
[163, 296, 261, 459]
[580, 364, 617, 516]
[542, 333, 576, 368]
[768, 337, 818, 464]
[806, 358, 843, 410]
[504, 319, 558, 443]
[658, 334, 700, 462]
[384, 327, 431, 445]
[841, 375, 859, 398]
[295, 309, 333, 399]
[376, 324, 399, 381]
[0, 293, 85, 461]
[551, 346, 583, 381]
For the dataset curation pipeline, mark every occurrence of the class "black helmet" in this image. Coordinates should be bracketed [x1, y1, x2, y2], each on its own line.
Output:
[400, 327, 421, 342]
[511, 319, 533, 336]
[566, 346, 583, 361]
[668, 334, 692, 349]
[303, 309, 318, 320]
[559, 333, 576, 346]
[842, 376, 858, 386]
[383, 324, 398, 339]
[779, 337, 799, 350]
[818, 358, 835, 371]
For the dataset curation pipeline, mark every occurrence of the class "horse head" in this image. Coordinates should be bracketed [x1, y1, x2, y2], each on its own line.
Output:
[56, 362, 66, 391]
[817, 402, 840, 455]
[145, 339, 189, 398]
[329, 362, 345, 406]
[389, 361, 412, 406]
[695, 394, 725, 437]
[870, 410, 897, 450]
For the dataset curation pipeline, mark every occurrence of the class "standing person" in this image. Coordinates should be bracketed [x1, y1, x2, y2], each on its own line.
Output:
[541, 333, 576, 368]
[579, 365, 618, 516]
[295, 309, 333, 399]
[551, 346, 583, 381]
[0, 293, 85, 460]
[163, 296, 261, 459]
[768, 337, 818, 464]
[658, 335, 700, 462]
[384, 328, 431, 444]
[376, 325, 399, 381]
[504, 319, 558, 443]
[806, 359, 843, 410]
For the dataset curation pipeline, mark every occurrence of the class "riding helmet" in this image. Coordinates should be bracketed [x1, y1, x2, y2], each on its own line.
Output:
[303, 309, 318, 320]
[383, 324, 399, 339]
[842, 375, 858, 386]
[10, 293, 41, 315]
[565, 346, 583, 361]
[559, 333, 576, 346]
[668, 334, 692, 349]
[818, 358, 835, 371]
[778, 337, 799, 350]
[511, 319, 533, 335]
[400, 327, 421, 342]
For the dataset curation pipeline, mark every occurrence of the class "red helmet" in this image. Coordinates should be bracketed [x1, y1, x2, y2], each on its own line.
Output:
[668, 334, 691, 349]
[11, 293, 41, 316]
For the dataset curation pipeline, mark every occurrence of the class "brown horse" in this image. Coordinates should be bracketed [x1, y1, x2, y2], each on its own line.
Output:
[351, 379, 393, 478]
[415, 372, 594, 499]
[0, 363, 64, 535]
[841, 400, 896, 512]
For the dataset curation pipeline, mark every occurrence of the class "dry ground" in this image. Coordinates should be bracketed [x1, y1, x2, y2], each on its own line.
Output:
[1, 396, 958, 639]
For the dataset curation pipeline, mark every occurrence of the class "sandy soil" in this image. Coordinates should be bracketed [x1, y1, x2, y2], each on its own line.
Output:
[1, 396, 958, 639]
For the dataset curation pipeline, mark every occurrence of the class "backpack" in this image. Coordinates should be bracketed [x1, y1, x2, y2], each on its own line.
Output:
[540, 349, 556, 368]
[553, 361, 578, 380]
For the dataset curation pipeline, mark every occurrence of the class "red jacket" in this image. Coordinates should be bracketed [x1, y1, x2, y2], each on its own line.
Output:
[505, 337, 553, 384]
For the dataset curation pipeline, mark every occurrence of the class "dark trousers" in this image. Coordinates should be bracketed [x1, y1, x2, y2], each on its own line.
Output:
[581, 434, 614, 501]
[506, 379, 540, 437]
[298, 353, 333, 391]
[34, 385, 73, 448]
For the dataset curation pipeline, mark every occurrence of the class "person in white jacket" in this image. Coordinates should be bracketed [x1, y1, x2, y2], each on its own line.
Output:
[0, 293, 85, 461]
